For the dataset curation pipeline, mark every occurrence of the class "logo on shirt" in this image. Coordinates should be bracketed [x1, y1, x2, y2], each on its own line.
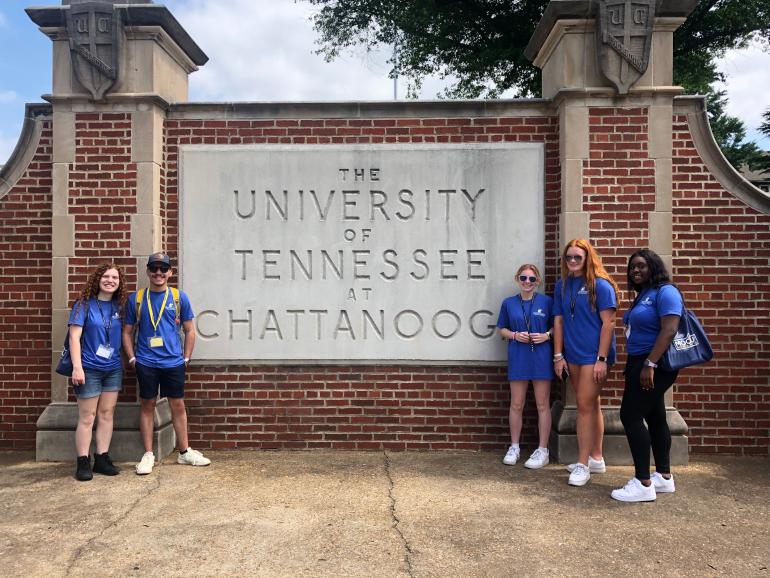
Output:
[166, 303, 176, 311]
[578, 285, 588, 295]
[641, 297, 653, 306]
[534, 308, 546, 318]
[112, 311, 120, 319]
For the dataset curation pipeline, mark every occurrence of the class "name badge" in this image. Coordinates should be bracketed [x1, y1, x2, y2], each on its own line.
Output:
[149, 336, 164, 348]
[96, 344, 114, 359]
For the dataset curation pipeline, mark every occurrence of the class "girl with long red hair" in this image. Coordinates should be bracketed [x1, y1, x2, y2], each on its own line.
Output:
[552, 240, 619, 486]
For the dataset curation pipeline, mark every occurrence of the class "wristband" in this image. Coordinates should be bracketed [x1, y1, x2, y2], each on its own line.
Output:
[553, 353, 564, 362]
[184, 357, 190, 364]
[644, 358, 657, 368]
[128, 357, 136, 363]
[596, 356, 608, 363]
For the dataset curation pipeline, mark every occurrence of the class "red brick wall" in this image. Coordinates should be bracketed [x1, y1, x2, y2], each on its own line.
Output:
[1, 106, 768, 455]
[163, 115, 562, 451]
[671, 115, 770, 454]
[0, 122, 53, 449]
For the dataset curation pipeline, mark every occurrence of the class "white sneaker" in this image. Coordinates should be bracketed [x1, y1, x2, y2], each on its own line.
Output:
[611, 477, 656, 502]
[651, 472, 676, 493]
[566, 455, 606, 474]
[524, 448, 549, 469]
[177, 447, 211, 467]
[135, 451, 155, 475]
[502, 445, 521, 466]
[568, 463, 591, 486]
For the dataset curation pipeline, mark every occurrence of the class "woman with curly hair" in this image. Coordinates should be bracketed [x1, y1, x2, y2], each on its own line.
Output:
[610, 249, 682, 502]
[552, 239, 619, 487]
[68, 263, 127, 481]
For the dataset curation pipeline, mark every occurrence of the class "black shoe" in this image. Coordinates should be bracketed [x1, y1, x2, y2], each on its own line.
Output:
[76, 455, 93, 481]
[93, 452, 120, 476]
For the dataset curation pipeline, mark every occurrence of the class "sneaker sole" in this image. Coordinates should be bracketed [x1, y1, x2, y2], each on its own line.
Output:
[568, 477, 590, 487]
[611, 492, 656, 502]
[524, 461, 548, 470]
[177, 460, 211, 466]
[653, 485, 675, 493]
[565, 464, 606, 474]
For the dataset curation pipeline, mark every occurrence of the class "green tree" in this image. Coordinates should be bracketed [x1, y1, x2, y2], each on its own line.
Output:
[308, 0, 769, 164]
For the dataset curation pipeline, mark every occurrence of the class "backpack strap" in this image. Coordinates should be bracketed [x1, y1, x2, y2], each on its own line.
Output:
[135, 288, 146, 325]
[170, 287, 181, 327]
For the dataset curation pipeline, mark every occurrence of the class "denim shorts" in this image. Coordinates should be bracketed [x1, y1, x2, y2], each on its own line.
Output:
[135, 362, 186, 399]
[74, 367, 123, 399]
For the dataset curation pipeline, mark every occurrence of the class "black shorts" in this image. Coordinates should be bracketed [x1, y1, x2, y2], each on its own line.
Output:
[135, 362, 185, 399]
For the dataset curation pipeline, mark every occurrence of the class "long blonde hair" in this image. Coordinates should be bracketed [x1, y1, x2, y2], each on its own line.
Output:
[560, 239, 619, 310]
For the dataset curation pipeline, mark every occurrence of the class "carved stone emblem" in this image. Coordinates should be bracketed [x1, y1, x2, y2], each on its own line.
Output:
[597, 0, 655, 94]
[65, 2, 121, 101]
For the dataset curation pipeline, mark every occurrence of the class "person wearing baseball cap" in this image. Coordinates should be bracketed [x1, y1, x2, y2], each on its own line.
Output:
[122, 252, 210, 474]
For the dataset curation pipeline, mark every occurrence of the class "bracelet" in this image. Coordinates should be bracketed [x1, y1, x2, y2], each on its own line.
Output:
[512, 331, 517, 340]
[184, 357, 190, 364]
[128, 357, 136, 363]
[553, 353, 564, 362]
[644, 358, 657, 368]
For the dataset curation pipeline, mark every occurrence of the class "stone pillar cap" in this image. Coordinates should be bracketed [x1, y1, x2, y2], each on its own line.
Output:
[26, 2, 208, 66]
[524, 0, 699, 61]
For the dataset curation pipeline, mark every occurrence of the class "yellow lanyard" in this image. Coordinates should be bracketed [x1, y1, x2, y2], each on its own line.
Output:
[145, 288, 170, 335]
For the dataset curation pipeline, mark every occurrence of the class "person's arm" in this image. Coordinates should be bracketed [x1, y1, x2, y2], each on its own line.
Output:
[498, 327, 517, 341]
[69, 325, 85, 385]
[640, 315, 679, 389]
[182, 319, 195, 365]
[122, 323, 136, 368]
[593, 308, 616, 384]
[553, 315, 568, 378]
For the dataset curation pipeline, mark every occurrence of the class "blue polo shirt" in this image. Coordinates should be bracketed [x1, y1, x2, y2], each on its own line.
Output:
[68, 298, 123, 371]
[623, 284, 682, 355]
[125, 288, 194, 368]
[553, 276, 617, 365]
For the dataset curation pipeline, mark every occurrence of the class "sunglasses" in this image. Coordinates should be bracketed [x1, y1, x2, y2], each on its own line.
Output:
[564, 254, 584, 262]
[148, 265, 170, 273]
[518, 275, 538, 283]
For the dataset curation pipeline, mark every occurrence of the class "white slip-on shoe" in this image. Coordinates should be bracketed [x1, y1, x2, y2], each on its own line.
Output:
[566, 456, 606, 474]
[135, 451, 155, 475]
[502, 445, 521, 466]
[568, 463, 591, 486]
[611, 477, 656, 502]
[651, 472, 675, 493]
[524, 448, 549, 469]
[177, 447, 211, 467]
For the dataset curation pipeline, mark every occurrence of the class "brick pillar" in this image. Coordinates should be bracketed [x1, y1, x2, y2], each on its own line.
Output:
[29, 2, 207, 460]
[525, 1, 695, 464]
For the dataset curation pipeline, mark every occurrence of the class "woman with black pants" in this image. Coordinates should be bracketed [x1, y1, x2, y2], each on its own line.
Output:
[611, 249, 682, 502]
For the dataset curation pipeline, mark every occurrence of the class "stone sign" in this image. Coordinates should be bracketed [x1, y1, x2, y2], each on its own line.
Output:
[180, 143, 544, 362]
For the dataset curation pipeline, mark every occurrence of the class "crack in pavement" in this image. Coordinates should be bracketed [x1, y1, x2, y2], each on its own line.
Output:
[383, 451, 415, 578]
[64, 462, 163, 577]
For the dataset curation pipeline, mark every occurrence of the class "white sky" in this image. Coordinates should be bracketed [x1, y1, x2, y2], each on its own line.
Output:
[0, 0, 768, 164]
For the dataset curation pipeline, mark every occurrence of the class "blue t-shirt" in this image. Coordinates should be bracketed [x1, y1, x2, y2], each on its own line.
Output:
[68, 297, 123, 371]
[125, 288, 194, 368]
[553, 276, 617, 365]
[497, 293, 555, 381]
[623, 284, 683, 355]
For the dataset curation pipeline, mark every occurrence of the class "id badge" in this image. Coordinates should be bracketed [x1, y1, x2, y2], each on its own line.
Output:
[96, 344, 114, 359]
[149, 336, 164, 348]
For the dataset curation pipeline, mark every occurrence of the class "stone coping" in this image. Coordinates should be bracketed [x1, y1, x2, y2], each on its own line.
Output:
[0, 103, 51, 200]
[167, 99, 554, 119]
[674, 96, 770, 215]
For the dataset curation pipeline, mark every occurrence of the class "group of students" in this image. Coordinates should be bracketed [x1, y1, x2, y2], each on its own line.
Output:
[496, 239, 682, 503]
[71, 242, 682, 502]
[69, 252, 209, 482]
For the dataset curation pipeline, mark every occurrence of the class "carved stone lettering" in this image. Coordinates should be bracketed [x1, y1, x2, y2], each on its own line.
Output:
[180, 144, 544, 362]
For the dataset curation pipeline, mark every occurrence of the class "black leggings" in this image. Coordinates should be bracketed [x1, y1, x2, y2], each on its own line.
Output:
[620, 354, 679, 480]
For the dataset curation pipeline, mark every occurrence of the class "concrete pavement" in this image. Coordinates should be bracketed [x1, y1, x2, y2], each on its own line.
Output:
[1, 451, 768, 577]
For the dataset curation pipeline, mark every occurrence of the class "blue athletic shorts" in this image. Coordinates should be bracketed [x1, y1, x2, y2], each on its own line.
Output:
[74, 367, 123, 399]
[135, 362, 185, 399]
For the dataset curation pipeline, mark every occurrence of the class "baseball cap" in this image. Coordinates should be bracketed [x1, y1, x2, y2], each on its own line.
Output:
[147, 252, 171, 267]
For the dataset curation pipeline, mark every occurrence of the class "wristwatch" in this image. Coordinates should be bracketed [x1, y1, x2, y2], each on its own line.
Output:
[596, 355, 608, 363]
[644, 358, 658, 368]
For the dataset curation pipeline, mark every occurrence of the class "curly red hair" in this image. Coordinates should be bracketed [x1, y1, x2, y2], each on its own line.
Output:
[74, 263, 128, 318]
[560, 239, 619, 310]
